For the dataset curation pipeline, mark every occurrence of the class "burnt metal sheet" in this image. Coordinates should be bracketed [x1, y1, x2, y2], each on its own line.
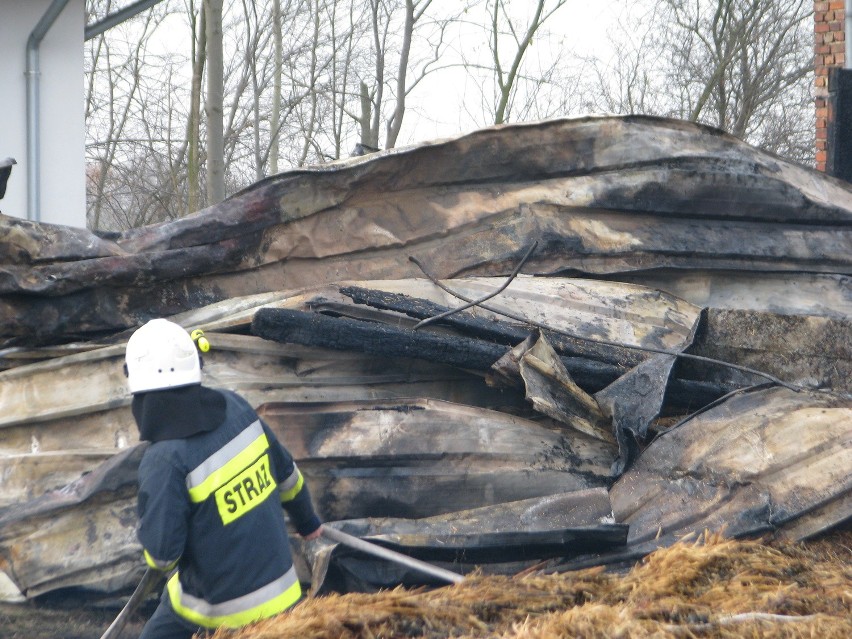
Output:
[0, 450, 117, 506]
[608, 270, 852, 320]
[0, 274, 700, 511]
[495, 334, 613, 443]
[609, 386, 852, 551]
[0, 445, 147, 599]
[0, 212, 123, 263]
[0, 397, 616, 600]
[595, 354, 682, 476]
[298, 488, 626, 594]
[0, 331, 523, 508]
[338, 276, 702, 367]
[1, 115, 850, 346]
[257, 399, 616, 521]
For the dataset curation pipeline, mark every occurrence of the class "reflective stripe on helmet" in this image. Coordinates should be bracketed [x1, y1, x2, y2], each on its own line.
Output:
[186, 420, 268, 503]
[167, 566, 301, 629]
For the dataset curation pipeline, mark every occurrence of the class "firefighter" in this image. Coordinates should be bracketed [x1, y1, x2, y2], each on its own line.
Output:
[124, 318, 322, 638]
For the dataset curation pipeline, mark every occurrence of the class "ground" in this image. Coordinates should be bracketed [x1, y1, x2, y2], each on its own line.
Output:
[0, 595, 152, 639]
[2, 530, 850, 639]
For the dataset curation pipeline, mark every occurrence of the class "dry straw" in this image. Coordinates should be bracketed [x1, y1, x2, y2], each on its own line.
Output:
[211, 529, 852, 639]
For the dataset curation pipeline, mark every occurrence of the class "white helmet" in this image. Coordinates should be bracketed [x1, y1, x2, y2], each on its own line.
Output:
[125, 319, 202, 394]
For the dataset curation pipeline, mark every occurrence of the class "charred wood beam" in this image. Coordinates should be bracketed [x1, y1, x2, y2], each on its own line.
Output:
[252, 308, 508, 371]
[253, 306, 730, 409]
[340, 285, 530, 344]
[340, 286, 732, 406]
[339, 286, 639, 366]
[408, 257, 797, 391]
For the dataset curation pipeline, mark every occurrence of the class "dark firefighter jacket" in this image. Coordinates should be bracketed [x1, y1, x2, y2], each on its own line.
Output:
[135, 387, 321, 629]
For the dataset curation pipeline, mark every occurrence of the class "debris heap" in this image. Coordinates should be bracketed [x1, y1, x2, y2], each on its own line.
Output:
[0, 115, 849, 605]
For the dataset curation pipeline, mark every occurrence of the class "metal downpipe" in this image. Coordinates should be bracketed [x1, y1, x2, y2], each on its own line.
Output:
[26, 0, 72, 223]
[85, 0, 165, 41]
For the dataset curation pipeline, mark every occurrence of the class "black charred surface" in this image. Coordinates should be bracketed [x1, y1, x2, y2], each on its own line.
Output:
[596, 355, 680, 477]
[115, 178, 284, 253]
[250, 303, 723, 407]
[594, 158, 852, 224]
[356, 526, 629, 564]
[340, 285, 642, 366]
[339, 286, 730, 407]
[341, 285, 532, 344]
[252, 308, 509, 370]
[1, 233, 263, 297]
[312, 487, 626, 593]
[684, 308, 852, 391]
[0, 280, 226, 348]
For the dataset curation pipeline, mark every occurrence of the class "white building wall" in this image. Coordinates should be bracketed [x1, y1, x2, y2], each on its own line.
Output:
[0, 0, 86, 228]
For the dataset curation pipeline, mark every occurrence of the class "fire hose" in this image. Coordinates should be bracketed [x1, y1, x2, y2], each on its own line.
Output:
[320, 526, 464, 584]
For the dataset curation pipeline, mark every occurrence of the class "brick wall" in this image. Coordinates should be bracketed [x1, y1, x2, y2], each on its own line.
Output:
[815, 1, 846, 171]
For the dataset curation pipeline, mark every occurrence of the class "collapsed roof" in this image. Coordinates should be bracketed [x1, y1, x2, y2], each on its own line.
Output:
[1, 114, 850, 346]
[0, 115, 849, 603]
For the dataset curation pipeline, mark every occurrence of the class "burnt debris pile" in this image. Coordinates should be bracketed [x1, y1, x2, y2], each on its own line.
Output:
[0, 115, 849, 604]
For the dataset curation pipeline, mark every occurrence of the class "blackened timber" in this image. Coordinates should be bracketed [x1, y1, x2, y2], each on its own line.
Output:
[340, 285, 643, 366]
[339, 286, 731, 407]
[549, 357, 729, 408]
[252, 308, 508, 370]
[340, 285, 531, 345]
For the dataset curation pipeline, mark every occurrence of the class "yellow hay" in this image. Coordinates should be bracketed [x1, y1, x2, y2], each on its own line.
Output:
[209, 530, 852, 639]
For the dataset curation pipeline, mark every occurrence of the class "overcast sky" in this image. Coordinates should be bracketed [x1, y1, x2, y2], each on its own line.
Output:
[404, 1, 624, 142]
[140, 0, 626, 145]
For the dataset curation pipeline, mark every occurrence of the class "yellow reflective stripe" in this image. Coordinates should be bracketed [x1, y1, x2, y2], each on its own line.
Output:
[143, 549, 178, 572]
[187, 432, 270, 503]
[186, 420, 265, 498]
[214, 453, 277, 525]
[167, 568, 301, 629]
[279, 467, 304, 503]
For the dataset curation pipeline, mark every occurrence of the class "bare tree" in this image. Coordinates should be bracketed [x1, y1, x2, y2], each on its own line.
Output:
[356, 0, 453, 149]
[85, 0, 580, 231]
[270, 0, 284, 174]
[79, 1, 630, 231]
[664, 0, 813, 139]
[323, 0, 359, 159]
[579, 5, 666, 117]
[186, 0, 207, 214]
[386, 0, 429, 146]
[85, 0, 177, 230]
[451, 0, 572, 127]
[204, 0, 225, 203]
[488, 0, 568, 125]
[589, 0, 814, 163]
